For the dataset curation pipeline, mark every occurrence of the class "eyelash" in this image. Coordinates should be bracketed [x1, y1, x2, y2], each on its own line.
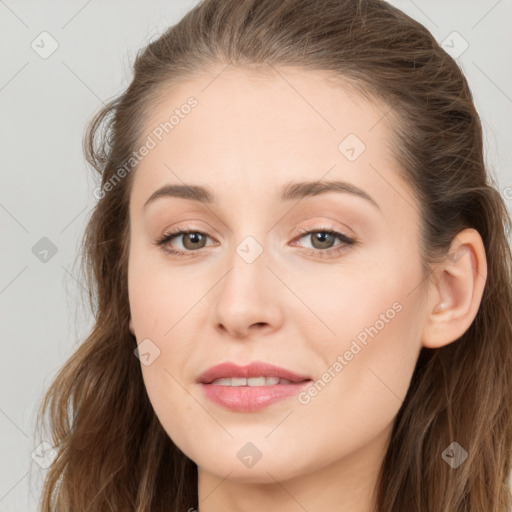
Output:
[154, 224, 357, 259]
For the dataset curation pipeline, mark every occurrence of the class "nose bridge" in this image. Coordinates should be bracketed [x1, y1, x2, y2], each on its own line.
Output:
[211, 228, 284, 337]
[220, 232, 272, 306]
[223, 211, 274, 277]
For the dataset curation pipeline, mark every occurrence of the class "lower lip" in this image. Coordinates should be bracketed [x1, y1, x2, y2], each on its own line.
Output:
[200, 382, 311, 412]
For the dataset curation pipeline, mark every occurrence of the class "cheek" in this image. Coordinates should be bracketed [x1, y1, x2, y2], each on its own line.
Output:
[298, 252, 419, 354]
[291, 291, 422, 466]
[127, 244, 196, 336]
[127, 245, 200, 388]
[303, 258, 424, 427]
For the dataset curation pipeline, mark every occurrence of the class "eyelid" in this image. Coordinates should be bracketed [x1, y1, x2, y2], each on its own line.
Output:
[292, 220, 354, 240]
[157, 221, 219, 242]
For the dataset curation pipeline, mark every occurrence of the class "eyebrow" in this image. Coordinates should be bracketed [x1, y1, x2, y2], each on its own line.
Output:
[143, 179, 381, 211]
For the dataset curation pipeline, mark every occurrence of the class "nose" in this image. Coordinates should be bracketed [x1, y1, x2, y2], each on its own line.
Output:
[211, 244, 284, 339]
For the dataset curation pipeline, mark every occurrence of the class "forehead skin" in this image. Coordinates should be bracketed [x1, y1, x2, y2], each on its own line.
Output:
[129, 65, 418, 239]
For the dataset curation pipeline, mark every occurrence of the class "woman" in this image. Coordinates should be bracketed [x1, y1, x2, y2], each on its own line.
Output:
[36, 0, 512, 510]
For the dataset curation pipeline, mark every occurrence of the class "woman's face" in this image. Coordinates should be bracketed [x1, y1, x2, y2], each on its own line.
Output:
[127, 66, 429, 484]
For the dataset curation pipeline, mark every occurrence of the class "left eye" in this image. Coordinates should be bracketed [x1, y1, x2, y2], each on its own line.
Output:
[294, 228, 355, 252]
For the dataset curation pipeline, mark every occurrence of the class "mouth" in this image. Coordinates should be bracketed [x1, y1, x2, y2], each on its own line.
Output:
[208, 376, 306, 386]
[197, 361, 313, 412]
[197, 361, 312, 385]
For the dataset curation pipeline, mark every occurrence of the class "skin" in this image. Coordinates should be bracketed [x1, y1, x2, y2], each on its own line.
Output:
[127, 65, 487, 512]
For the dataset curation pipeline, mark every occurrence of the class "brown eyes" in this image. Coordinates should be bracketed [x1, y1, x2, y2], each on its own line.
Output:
[154, 225, 357, 259]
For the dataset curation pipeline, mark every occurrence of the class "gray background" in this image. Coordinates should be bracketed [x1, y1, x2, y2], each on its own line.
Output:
[1, 0, 511, 510]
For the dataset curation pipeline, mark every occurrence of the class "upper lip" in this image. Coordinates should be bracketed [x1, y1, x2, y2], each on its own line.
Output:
[197, 361, 312, 384]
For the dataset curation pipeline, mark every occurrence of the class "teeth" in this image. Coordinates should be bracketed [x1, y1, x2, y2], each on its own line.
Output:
[247, 376, 266, 386]
[210, 376, 293, 386]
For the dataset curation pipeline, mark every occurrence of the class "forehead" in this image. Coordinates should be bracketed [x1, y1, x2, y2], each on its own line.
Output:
[130, 65, 412, 216]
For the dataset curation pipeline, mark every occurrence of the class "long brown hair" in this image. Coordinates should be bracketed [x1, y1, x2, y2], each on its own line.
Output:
[35, 0, 512, 510]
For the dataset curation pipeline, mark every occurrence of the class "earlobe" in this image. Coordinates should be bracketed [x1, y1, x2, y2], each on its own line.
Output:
[421, 228, 487, 349]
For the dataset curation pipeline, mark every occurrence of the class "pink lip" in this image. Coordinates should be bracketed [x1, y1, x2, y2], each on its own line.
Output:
[197, 361, 312, 412]
[197, 361, 312, 384]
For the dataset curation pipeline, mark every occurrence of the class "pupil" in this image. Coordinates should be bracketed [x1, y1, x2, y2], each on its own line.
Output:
[314, 232, 333, 248]
[185, 232, 204, 249]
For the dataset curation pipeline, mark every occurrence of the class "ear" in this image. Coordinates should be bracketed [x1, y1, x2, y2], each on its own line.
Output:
[421, 228, 488, 349]
[129, 317, 135, 336]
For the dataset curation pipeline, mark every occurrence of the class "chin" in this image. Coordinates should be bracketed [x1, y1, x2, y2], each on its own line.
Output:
[192, 447, 312, 484]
